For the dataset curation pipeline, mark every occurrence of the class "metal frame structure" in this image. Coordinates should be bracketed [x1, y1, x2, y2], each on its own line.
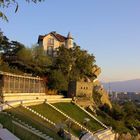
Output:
[0, 71, 46, 96]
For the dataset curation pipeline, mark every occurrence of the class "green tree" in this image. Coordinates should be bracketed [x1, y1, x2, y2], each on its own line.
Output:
[0, 30, 11, 53]
[72, 46, 95, 78]
[16, 47, 33, 63]
[48, 70, 68, 91]
[99, 103, 111, 114]
[55, 46, 96, 82]
[31, 45, 52, 67]
[49, 45, 97, 92]
[111, 104, 125, 121]
[123, 101, 136, 116]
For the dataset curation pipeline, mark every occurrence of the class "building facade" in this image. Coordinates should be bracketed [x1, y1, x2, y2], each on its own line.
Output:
[68, 81, 93, 98]
[38, 31, 73, 56]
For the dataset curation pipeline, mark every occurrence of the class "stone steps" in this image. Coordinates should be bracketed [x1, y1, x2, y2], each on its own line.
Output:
[3, 111, 53, 140]
[22, 105, 79, 140]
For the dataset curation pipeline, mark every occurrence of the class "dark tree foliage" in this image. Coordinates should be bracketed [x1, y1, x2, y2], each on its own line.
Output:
[123, 101, 136, 116]
[99, 103, 111, 114]
[48, 70, 68, 91]
[99, 101, 140, 134]
[0, 0, 45, 21]
[0, 31, 25, 62]
[47, 46, 97, 91]
[0, 30, 11, 52]
[54, 46, 96, 82]
[111, 104, 125, 121]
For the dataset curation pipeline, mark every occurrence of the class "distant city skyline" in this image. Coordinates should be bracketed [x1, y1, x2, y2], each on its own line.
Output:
[1, 0, 140, 82]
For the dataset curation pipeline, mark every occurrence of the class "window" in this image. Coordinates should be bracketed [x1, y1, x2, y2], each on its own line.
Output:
[48, 38, 54, 46]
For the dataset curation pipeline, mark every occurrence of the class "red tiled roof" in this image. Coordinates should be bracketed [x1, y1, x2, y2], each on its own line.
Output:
[51, 32, 67, 42]
[38, 32, 67, 43]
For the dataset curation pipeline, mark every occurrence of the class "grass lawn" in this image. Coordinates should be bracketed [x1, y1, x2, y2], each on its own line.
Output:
[5, 106, 63, 140]
[53, 102, 104, 132]
[30, 103, 82, 137]
[0, 112, 44, 140]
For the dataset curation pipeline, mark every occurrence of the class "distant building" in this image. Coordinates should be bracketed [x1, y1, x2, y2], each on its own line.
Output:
[110, 91, 140, 102]
[127, 92, 140, 101]
[68, 81, 93, 98]
[38, 31, 74, 56]
[110, 92, 118, 101]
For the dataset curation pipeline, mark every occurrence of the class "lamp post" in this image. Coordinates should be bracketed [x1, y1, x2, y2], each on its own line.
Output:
[83, 118, 90, 127]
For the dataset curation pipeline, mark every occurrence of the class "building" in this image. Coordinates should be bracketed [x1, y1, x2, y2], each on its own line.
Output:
[110, 92, 118, 101]
[110, 91, 140, 102]
[68, 81, 93, 98]
[0, 71, 46, 102]
[117, 92, 140, 102]
[127, 92, 140, 102]
[38, 31, 74, 56]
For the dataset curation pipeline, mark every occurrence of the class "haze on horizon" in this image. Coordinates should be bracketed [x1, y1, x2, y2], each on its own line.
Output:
[1, 0, 140, 82]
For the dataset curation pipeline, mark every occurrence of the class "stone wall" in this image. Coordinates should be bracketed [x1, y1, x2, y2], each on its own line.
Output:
[68, 81, 93, 98]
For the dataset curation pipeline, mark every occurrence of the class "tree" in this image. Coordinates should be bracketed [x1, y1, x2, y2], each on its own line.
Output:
[0, 0, 45, 21]
[99, 103, 111, 114]
[48, 70, 68, 91]
[48, 45, 97, 92]
[0, 30, 25, 56]
[123, 101, 136, 116]
[31, 45, 52, 67]
[55, 46, 96, 82]
[111, 104, 125, 121]
[0, 30, 11, 53]
[16, 47, 33, 63]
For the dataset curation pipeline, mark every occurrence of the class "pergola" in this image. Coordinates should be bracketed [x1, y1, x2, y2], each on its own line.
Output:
[0, 71, 46, 95]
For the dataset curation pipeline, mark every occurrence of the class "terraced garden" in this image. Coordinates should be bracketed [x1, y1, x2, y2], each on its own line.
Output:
[0, 112, 44, 140]
[53, 102, 104, 132]
[4, 106, 63, 140]
[30, 103, 82, 137]
[0, 102, 105, 139]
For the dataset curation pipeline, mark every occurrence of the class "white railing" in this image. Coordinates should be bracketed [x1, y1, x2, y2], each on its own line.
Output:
[74, 102, 108, 129]
[22, 105, 56, 126]
[22, 105, 78, 139]
[45, 102, 92, 133]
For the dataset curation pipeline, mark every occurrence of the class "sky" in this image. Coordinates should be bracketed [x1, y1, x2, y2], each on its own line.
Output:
[0, 0, 140, 82]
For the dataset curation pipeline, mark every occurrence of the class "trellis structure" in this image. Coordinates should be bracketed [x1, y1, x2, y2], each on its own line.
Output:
[0, 71, 46, 100]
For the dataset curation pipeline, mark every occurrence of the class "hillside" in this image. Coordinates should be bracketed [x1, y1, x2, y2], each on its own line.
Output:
[102, 79, 140, 92]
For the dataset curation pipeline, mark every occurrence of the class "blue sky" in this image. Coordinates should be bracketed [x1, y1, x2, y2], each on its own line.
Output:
[0, 0, 140, 82]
